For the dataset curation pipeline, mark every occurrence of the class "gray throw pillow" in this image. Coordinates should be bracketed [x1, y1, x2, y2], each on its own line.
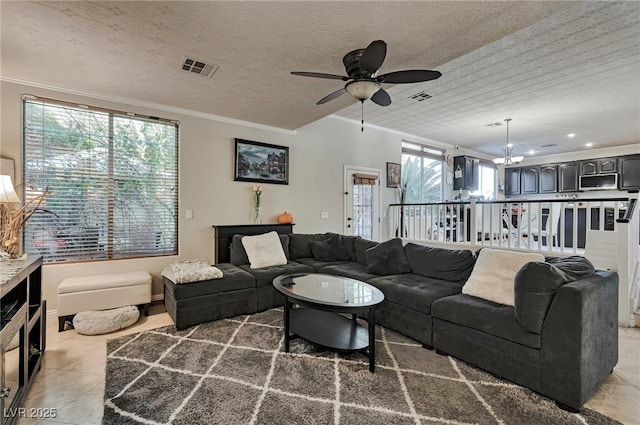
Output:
[354, 238, 378, 265]
[514, 256, 594, 334]
[340, 235, 361, 261]
[230, 234, 290, 265]
[288, 233, 328, 259]
[405, 243, 475, 284]
[365, 238, 411, 275]
[309, 233, 351, 261]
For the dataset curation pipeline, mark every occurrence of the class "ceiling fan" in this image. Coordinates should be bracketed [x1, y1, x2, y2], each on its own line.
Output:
[291, 40, 442, 108]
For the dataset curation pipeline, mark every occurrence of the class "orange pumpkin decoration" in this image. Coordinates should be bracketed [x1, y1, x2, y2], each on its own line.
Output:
[277, 211, 294, 224]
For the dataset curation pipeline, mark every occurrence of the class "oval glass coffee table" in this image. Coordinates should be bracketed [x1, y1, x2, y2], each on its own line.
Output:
[273, 273, 385, 372]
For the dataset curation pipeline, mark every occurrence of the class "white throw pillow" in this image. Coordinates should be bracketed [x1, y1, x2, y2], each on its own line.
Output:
[462, 248, 545, 306]
[241, 231, 288, 269]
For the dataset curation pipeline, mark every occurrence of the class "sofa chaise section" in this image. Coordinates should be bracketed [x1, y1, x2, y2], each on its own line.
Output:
[163, 263, 257, 330]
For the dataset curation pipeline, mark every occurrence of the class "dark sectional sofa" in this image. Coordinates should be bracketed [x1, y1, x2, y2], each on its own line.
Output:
[163, 232, 618, 411]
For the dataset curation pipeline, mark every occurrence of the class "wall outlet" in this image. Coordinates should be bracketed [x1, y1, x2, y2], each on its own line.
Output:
[320, 211, 329, 219]
[186, 209, 193, 219]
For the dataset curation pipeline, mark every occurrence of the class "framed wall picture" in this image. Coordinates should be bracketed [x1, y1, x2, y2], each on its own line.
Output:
[386, 162, 401, 188]
[234, 138, 289, 185]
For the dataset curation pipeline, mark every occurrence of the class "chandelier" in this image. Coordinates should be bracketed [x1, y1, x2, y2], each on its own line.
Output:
[492, 118, 523, 166]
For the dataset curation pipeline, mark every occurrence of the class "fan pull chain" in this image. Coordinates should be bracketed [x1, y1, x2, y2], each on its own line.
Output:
[361, 100, 364, 132]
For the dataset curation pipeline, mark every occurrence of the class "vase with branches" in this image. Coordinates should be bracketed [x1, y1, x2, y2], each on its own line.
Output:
[0, 189, 48, 260]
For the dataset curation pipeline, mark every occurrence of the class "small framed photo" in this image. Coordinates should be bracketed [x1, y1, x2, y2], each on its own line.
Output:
[234, 138, 289, 185]
[386, 162, 401, 188]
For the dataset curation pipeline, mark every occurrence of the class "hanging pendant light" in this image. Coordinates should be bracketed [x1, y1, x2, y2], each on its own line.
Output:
[493, 118, 524, 165]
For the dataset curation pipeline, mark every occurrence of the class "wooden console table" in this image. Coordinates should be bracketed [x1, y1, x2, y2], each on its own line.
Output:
[212, 224, 294, 263]
[0, 256, 45, 425]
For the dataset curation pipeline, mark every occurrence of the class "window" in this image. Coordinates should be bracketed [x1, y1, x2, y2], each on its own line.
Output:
[470, 164, 497, 199]
[401, 142, 443, 203]
[23, 97, 178, 263]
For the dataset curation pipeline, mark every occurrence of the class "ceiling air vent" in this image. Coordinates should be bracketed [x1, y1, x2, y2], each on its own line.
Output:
[485, 122, 502, 127]
[409, 91, 432, 101]
[541, 144, 558, 148]
[179, 56, 218, 78]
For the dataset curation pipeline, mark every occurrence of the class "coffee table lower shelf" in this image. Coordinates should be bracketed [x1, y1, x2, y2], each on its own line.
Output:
[289, 308, 369, 351]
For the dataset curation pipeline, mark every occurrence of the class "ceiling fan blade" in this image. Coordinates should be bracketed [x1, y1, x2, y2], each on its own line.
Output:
[359, 40, 387, 74]
[291, 71, 349, 81]
[377, 70, 442, 84]
[316, 88, 347, 105]
[371, 88, 391, 106]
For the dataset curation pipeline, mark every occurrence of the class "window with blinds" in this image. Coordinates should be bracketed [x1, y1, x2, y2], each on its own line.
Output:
[22, 97, 179, 263]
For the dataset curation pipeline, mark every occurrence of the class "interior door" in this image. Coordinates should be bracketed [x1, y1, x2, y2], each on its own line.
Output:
[344, 166, 380, 240]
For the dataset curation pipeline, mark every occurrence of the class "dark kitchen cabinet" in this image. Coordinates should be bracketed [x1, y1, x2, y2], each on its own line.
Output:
[539, 165, 558, 193]
[504, 167, 521, 196]
[453, 156, 479, 191]
[619, 155, 640, 190]
[558, 162, 579, 192]
[520, 166, 539, 194]
[580, 158, 617, 175]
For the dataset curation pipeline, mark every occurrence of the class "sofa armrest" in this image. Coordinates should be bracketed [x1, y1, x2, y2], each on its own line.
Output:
[540, 270, 618, 409]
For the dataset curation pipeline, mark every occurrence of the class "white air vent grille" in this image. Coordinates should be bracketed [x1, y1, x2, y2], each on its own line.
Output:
[409, 91, 432, 101]
[179, 56, 218, 78]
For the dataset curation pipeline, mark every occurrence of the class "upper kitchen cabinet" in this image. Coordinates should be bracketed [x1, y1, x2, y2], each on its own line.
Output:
[619, 155, 640, 190]
[520, 166, 539, 195]
[580, 158, 618, 175]
[539, 165, 558, 193]
[504, 167, 521, 196]
[453, 156, 479, 191]
[559, 162, 579, 192]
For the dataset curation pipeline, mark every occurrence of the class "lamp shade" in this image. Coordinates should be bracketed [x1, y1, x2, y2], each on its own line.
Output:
[0, 175, 21, 203]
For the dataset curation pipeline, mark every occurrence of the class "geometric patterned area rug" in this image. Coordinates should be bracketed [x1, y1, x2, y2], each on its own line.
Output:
[102, 309, 620, 425]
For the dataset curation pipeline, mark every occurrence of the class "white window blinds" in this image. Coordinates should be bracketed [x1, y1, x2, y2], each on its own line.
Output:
[22, 97, 179, 263]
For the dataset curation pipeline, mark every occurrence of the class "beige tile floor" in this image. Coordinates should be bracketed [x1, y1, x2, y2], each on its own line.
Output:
[11, 307, 640, 425]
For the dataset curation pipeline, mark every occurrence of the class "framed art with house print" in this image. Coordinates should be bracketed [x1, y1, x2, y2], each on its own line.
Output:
[234, 138, 289, 185]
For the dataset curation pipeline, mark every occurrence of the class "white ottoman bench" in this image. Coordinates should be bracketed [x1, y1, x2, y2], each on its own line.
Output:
[57, 271, 152, 332]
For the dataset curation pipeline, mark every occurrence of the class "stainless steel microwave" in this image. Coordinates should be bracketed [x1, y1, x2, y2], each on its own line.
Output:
[579, 173, 618, 190]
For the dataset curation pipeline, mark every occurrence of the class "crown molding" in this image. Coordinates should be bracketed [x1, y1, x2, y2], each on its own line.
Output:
[1, 77, 297, 135]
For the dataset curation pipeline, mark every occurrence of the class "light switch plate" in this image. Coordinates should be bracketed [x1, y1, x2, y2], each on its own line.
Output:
[186, 209, 193, 219]
[320, 211, 329, 219]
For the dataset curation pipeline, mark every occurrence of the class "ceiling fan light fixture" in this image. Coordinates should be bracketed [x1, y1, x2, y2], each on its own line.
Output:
[345, 80, 380, 101]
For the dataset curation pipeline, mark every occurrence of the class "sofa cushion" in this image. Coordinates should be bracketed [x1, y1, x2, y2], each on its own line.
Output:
[164, 263, 255, 299]
[404, 243, 475, 283]
[310, 233, 351, 261]
[354, 238, 378, 266]
[239, 261, 314, 288]
[318, 262, 378, 282]
[368, 273, 462, 316]
[288, 233, 328, 259]
[514, 256, 595, 334]
[462, 248, 545, 306]
[230, 234, 290, 265]
[242, 231, 288, 269]
[365, 238, 411, 275]
[431, 293, 541, 349]
[294, 257, 351, 272]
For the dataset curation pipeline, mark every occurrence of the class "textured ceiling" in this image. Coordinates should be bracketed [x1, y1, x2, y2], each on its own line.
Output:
[336, 1, 640, 158]
[1, 1, 638, 158]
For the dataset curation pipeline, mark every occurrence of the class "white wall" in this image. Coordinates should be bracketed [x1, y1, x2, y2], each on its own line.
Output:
[0, 80, 411, 309]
